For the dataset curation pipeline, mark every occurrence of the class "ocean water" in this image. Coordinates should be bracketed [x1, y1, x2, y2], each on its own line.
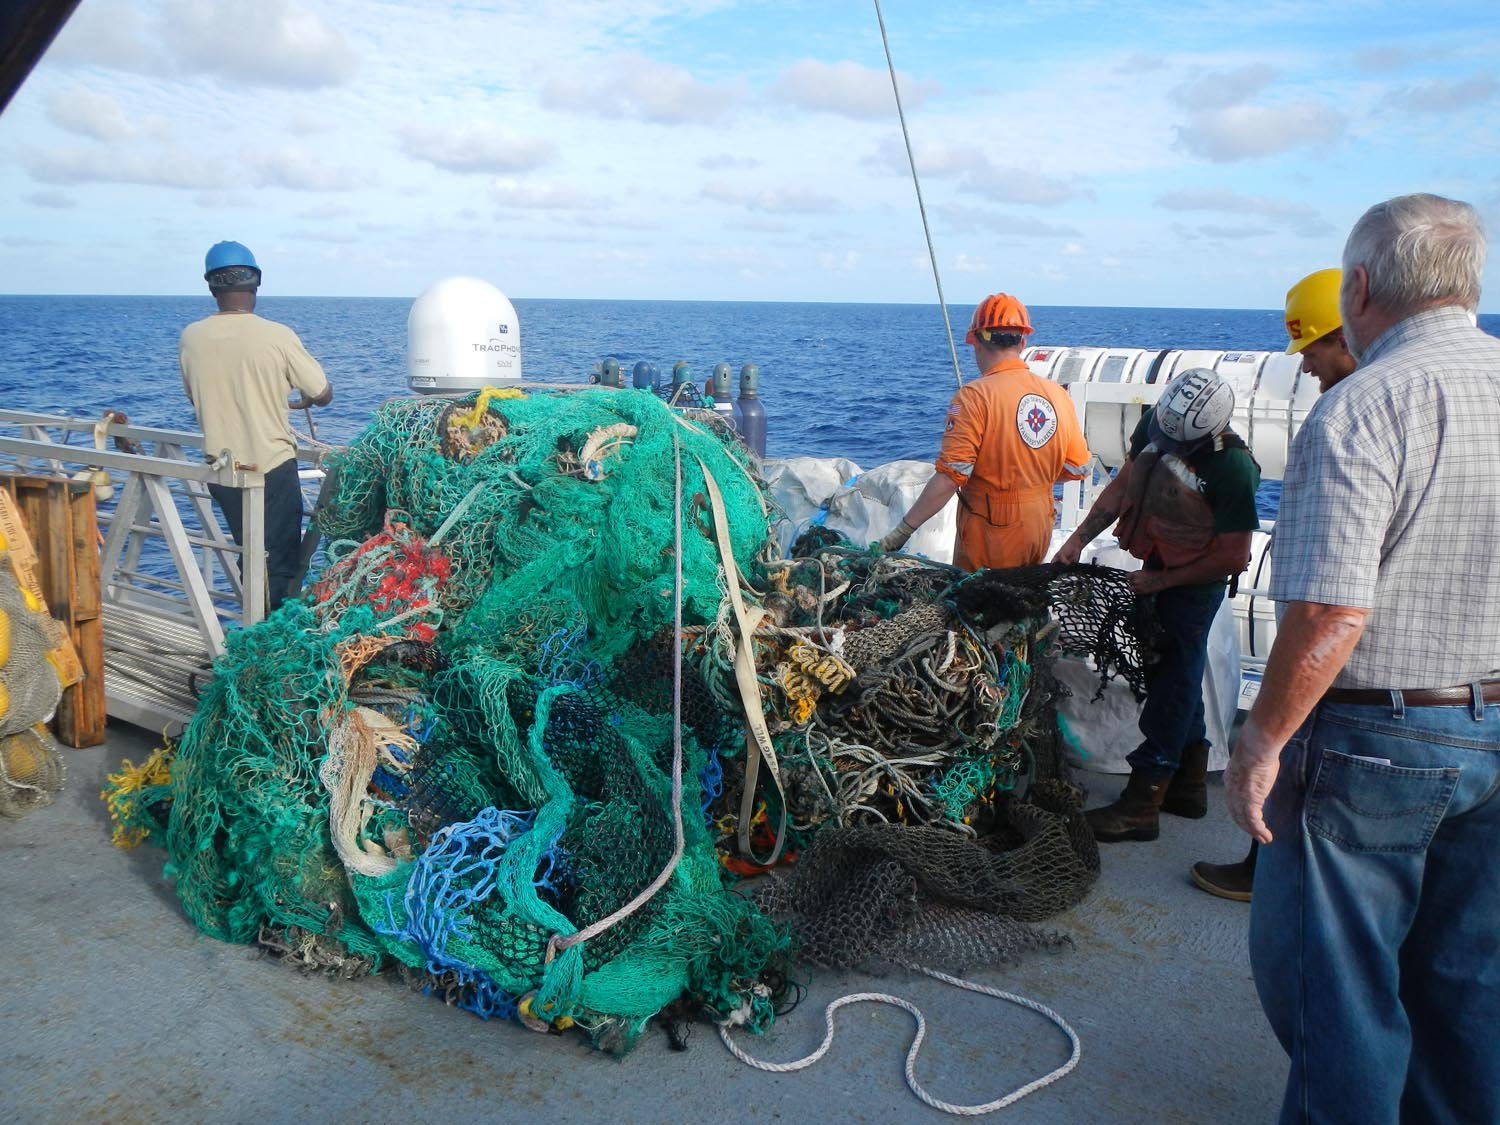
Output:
[3, 296, 1497, 518]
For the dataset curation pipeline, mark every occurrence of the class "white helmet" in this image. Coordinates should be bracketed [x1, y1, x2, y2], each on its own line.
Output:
[1155, 368, 1234, 444]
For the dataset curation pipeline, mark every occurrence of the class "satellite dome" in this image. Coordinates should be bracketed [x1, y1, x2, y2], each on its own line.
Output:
[407, 276, 521, 395]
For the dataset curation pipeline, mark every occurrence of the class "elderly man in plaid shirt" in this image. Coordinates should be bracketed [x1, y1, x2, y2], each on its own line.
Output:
[1227, 193, 1500, 1124]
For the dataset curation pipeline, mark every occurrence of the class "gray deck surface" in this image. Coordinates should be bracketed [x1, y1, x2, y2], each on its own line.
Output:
[4, 721, 1284, 1123]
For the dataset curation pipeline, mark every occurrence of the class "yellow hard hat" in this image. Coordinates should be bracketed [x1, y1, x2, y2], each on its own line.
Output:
[1284, 268, 1342, 354]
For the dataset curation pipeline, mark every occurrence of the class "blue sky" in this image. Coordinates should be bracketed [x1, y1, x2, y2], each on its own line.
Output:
[1, 0, 1496, 309]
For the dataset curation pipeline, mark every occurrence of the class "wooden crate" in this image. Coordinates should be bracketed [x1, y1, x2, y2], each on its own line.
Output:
[0, 474, 106, 747]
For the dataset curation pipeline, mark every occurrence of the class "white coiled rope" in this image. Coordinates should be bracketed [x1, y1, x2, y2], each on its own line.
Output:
[719, 963, 1080, 1116]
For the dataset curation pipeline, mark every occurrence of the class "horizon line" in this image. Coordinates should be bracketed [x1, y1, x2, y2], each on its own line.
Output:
[1, 293, 1496, 317]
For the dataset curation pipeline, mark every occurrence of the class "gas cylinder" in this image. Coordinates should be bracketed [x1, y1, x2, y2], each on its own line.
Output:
[737, 363, 766, 457]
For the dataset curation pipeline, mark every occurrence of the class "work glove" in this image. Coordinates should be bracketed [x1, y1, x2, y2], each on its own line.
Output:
[879, 518, 917, 553]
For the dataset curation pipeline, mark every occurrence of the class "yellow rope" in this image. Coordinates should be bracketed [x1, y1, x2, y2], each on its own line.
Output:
[102, 744, 175, 848]
[449, 386, 526, 432]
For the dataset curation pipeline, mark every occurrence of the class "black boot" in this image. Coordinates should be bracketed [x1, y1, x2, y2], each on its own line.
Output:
[1085, 771, 1171, 843]
[1162, 742, 1209, 819]
[1190, 841, 1258, 902]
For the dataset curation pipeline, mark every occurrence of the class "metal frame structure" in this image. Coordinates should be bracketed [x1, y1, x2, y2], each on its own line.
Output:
[0, 409, 324, 728]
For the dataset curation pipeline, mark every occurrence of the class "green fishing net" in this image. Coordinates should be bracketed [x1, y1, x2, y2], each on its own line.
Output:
[105, 385, 1152, 1050]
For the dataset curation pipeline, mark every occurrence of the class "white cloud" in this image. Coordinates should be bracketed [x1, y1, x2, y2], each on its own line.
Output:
[1176, 101, 1344, 162]
[46, 88, 135, 141]
[589, 247, 650, 268]
[1355, 44, 1448, 73]
[1164, 62, 1344, 163]
[25, 190, 76, 209]
[934, 204, 1081, 237]
[541, 52, 741, 124]
[285, 110, 334, 136]
[698, 153, 762, 171]
[1115, 52, 1168, 75]
[161, 0, 357, 90]
[398, 123, 556, 174]
[726, 217, 792, 234]
[1062, 242, 1085, 256]
[247, 148, 360, 192]
[194, 190, 253, 209]
[490, 178, 605, 211]
[42, 2, 155, 70]
[1197, 224, 1274, 239]
[1171, 64, 1278, 111]
[1155, 188, 1334, 236]
[24, 146, 232, 189]
[867, 137, 986, 178]
[297, 202, 355, 221]
[818, 250, 861, 274]
[953, 252, 989, 273]
[701, 181, 840, 214]
[570, 213, 661, 232]
[1386, 76, 1497, 114]
[961, 166, 1092, 207]
[286, 229, 360, 244]
[770, 59, 940, 120]
[866, 138, 1087, 205]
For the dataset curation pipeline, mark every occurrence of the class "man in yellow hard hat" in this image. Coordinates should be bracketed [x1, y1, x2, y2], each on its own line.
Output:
[1282, 267, 1357, 393]
[1189, 266, 1358, 903]
[879, 293, 1089, 569]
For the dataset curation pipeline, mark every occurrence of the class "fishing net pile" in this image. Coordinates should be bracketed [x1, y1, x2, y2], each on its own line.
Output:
[0, 496, 70, 819]
[103, 386, 1155, 1051]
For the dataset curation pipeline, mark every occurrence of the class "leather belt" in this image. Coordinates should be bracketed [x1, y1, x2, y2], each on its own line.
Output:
[1323, 680, 1500, 707]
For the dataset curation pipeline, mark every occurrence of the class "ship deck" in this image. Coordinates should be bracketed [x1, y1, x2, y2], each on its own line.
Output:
[4, 720, 1284, 1123]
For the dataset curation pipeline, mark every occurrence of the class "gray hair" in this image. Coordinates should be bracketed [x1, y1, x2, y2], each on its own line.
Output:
[1342, 193, 1485, 316]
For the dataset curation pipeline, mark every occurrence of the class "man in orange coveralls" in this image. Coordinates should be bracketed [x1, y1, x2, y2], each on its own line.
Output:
[880, 293, 1089, 568]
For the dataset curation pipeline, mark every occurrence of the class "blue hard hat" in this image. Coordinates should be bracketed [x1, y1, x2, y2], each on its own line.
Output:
[204, 241, 260, 280]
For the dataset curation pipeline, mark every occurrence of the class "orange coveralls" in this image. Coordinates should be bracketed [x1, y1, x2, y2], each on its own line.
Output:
[935, 358, 1090, 570]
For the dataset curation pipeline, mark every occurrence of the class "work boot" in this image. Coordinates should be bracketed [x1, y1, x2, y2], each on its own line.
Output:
[1190, 842, 1258, 902]
[1161, 741, 1209, 819]
[1085, 771, 1172, 842]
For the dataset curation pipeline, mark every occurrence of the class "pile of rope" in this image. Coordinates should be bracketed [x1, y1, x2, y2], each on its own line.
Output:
[102, 385, 1155, 1053]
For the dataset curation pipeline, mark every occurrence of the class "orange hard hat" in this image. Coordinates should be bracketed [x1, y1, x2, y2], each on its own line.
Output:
[965, 292, 1035, 343]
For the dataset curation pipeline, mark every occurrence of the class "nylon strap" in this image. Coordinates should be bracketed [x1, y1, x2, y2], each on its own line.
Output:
[694, 453, 787, 865]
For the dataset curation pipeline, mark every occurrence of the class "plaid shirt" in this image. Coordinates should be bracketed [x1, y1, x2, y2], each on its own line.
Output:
[1270, 306, 1500, 689]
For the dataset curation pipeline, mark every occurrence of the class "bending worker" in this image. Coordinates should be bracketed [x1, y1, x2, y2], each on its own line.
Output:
[180, 241, 333, 611]
[1053, 369, 1260, 842]
[1190, 266, 1357, 901]
[880, 293, 1088, 567]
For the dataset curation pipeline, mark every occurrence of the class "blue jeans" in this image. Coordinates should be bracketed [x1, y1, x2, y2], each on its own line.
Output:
[1126, 581, 1224, 775]
[1249, 696, 1500, 1125]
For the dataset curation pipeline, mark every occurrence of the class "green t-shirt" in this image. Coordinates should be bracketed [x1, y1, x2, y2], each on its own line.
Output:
[1127, 410, 1262, 587]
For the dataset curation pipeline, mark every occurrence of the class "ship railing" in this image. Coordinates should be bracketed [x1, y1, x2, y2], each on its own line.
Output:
[0, 409, 326, 729]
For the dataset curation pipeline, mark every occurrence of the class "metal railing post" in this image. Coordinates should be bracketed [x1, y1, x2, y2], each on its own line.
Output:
[241, 479, 266, 627]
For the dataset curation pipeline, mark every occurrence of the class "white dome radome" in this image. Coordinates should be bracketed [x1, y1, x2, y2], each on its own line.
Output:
[407, 276, 521, 394]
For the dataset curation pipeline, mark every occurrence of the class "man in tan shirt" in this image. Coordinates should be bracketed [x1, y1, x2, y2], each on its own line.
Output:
[180, 241, 332, 610]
